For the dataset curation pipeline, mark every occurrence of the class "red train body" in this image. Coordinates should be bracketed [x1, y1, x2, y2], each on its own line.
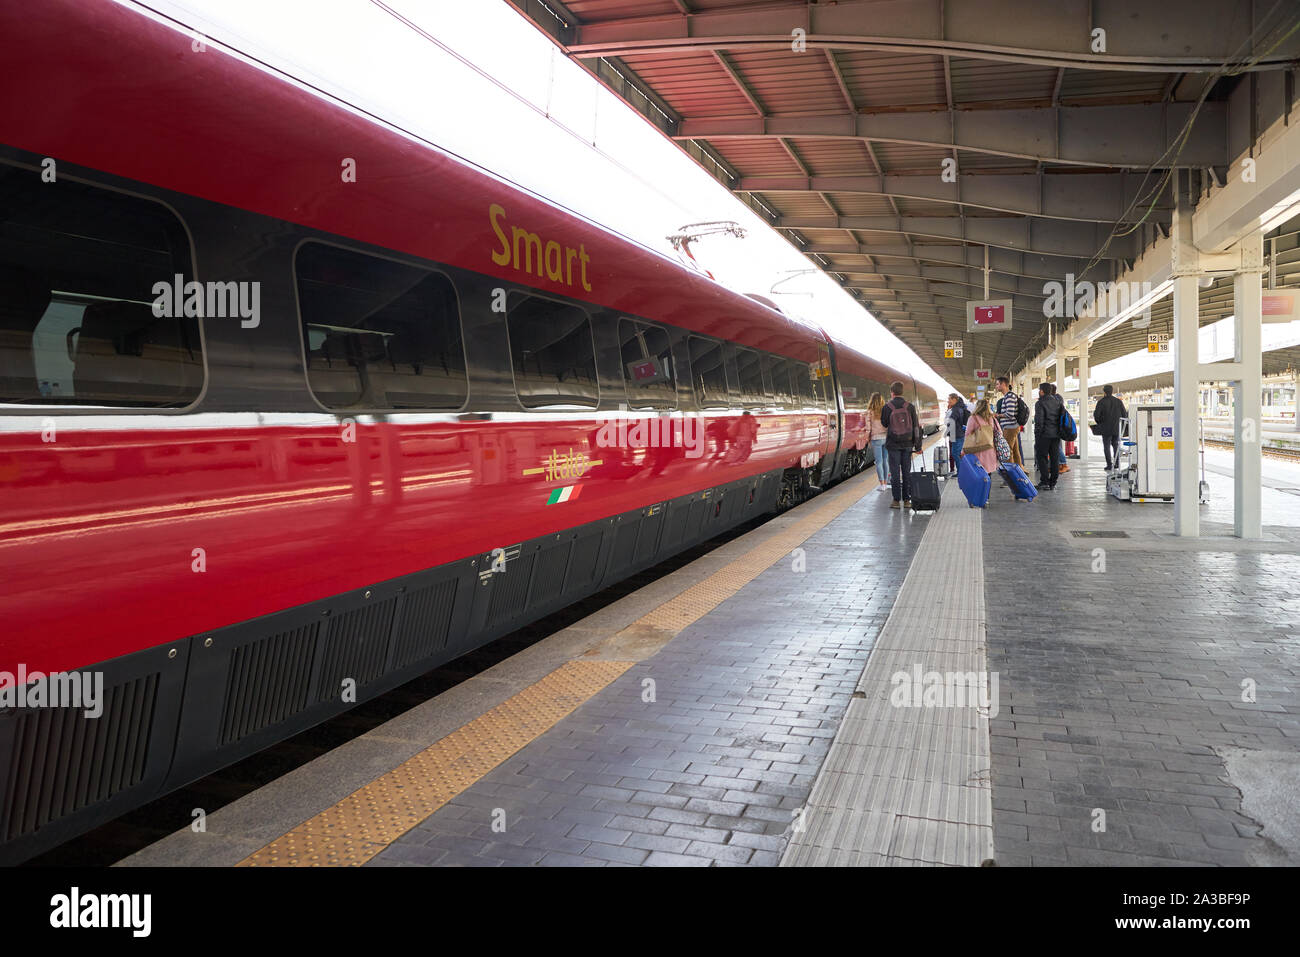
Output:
[0, 0, 937, 860]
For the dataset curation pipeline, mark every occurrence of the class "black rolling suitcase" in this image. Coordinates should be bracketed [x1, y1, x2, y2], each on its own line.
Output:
[909, 457, 941, 512]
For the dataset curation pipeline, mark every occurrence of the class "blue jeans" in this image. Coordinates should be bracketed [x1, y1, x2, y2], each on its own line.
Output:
[888, 446, 912, 501]
[871, 438, 887, 482]
[949, 438, 964, 471]
[1057, 443, 1067, 464]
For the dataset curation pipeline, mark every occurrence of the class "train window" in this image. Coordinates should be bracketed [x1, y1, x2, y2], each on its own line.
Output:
[295, 242, 467, 411]
[770, 356, 794, 408]
[759, 354, 777, 404]
[619, 318, 675, 409]
[507, 294, 598, 408]
[688, 336, 731, 408]
[790, 359, 813, 406]
[0, 166, 201, 407]
[735, 347, 767, 406]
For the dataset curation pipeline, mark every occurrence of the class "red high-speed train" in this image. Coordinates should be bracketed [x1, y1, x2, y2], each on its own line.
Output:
[0, 0, 938, 861]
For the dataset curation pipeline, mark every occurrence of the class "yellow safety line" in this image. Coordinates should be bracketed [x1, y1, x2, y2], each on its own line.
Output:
[239, 464, 903, 866]
[239, 659, 632, 866]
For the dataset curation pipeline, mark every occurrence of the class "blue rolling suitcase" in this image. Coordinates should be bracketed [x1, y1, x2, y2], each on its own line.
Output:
[1000, 462, 1038, 501]
[957, 454, 991, 508]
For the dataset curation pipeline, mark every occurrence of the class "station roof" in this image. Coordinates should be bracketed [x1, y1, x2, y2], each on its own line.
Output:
[508, 0, 1300, 385]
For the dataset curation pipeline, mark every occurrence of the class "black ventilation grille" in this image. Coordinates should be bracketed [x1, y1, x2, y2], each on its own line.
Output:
[565, 533, 603, 592]
[2, 673, 159, 841]
[392, 579, 457, 668]
[611, 521, 639, 569]
[489, 551, 535, 625]
[317, 598, 398, 704]
[635, 512, 662, 563]
[220, 622, 318, 745]
[531, 543, 570, 605]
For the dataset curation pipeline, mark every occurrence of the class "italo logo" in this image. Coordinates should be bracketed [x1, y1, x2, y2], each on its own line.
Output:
[1042, 274, 1156, 327]
[889, 664, 1000, 718]
[594, 415, 706, 459]
[0, 666, 103, 718]
[152, 274, 260, 328]
[49, 888, 151, 937]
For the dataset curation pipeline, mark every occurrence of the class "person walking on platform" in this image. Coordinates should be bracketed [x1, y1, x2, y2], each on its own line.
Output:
[881, 380, 922, 509]
[1047, 383, 1070, 473]
[1034, 383, 1065, 491]
[945, 393, 969, 474]
[961, 398, 1001, 476]
[993, 376, 1025, 467]
[866, 391, 889, 491]
[1093, 384, 1127, 470]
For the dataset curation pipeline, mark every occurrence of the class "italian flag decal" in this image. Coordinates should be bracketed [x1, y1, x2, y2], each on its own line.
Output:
[546, 484, 583, 505]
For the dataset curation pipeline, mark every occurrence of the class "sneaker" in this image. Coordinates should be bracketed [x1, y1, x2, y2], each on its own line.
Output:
[890, 500, 901, 509]
[1036, 482, 1052, 491]
[1059, 464, 1070, 473]
[903, 500, 912, 509]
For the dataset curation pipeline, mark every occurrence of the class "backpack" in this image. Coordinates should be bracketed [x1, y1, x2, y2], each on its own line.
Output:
[1058, 404, 1078, 441]
[887, 398, 915, 441]
[1015, 394, 1029, 427]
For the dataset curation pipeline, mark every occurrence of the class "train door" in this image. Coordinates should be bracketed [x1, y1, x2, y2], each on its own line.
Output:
[824, 341, 846, 480]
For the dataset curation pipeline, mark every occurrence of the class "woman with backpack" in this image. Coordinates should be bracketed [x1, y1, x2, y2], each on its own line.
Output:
[866, 392, 889, 491]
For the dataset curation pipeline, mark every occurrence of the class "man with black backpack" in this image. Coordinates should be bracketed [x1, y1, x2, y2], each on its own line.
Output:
[882, 380, 922, 509]
[994, 376, 1027, 466]
[1033, 382, 1066, 491]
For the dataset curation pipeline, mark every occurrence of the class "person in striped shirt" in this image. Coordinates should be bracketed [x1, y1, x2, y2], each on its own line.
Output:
[994, 376, 1024, 467]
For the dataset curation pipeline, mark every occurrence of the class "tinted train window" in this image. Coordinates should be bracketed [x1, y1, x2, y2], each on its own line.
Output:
[296, 242, 467, 411]
[0, 166, 201, 407]
[770, 356, 794, 408]
[689, 336, 731, 408]
[735, 347, 768, 406]
[507, 294, 598, 408]
[619, 318, 675, 409]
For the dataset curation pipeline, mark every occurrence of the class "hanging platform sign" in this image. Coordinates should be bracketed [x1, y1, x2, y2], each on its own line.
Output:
[974, 368, 992, 382]
[1147, 332, 1169, 353]
[967, 300, 1013, 332]
[943, 339, 964, 358]
[1262, 289, 1299, 324]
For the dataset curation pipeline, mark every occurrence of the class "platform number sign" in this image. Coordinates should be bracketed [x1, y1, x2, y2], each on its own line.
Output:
[974, 368, 991, 382]
[943, 339, 963, 359]
[1147, 333, 1169, 353]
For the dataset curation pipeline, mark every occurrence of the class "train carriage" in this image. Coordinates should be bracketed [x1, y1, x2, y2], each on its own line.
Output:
[0, 0, 936, 861]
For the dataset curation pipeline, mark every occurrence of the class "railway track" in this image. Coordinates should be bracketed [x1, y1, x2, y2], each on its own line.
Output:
[1203, 437, 1300, 461]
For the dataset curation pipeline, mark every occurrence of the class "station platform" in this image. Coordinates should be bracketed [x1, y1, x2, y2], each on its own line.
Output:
[119, 453, 1300, 868]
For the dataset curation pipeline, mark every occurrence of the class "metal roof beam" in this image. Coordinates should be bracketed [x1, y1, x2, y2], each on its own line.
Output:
[677, 104, 1228, 168]
[736, 171, 1170, 224]
[564, 0, 1300, 72]
[809, 242, 1096, 276]
[784, 214, 1135, 259]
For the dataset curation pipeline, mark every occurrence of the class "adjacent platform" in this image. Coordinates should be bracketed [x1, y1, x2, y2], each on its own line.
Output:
[120, 453, 1300, 867]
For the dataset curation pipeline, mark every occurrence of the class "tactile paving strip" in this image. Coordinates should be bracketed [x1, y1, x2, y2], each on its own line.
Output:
[782, 480, 995, 867]
[238, 659, 632, 866]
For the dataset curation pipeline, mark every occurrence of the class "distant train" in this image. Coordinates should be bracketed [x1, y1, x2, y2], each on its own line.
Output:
[0, 0, 938, 861]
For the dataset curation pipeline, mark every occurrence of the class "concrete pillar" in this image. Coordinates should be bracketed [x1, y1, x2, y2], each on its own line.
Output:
[1172, 174, 1200, 537]
[1076, 340, 1089, 461]
[1173, 271, 1200, 536]
[1235, 231, 1263, 538]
